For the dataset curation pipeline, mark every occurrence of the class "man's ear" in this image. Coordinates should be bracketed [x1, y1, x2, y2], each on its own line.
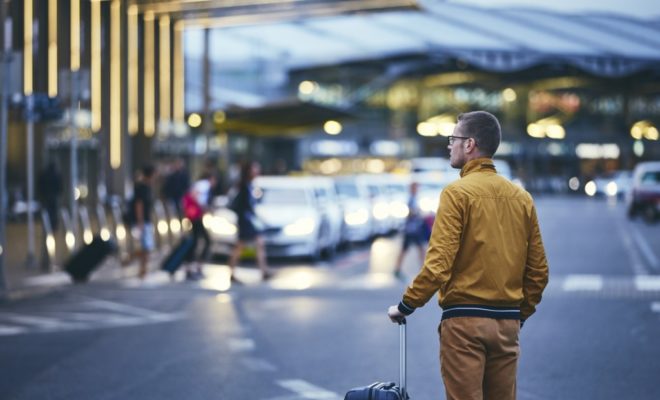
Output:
[465, 138, 477, 154]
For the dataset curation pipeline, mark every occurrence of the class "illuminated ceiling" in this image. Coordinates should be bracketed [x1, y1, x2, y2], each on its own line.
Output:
[134, 0, 419, 26]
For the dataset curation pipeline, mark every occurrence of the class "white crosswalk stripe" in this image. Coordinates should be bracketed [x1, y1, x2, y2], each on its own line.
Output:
[271, 380, 342, 400]
[562, 275, 603, 291]
[0, 298, 181, 337]
[635, 276, 660, 291]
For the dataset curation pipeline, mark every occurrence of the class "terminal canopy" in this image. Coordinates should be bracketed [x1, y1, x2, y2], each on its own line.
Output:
[186, 0, 660, 79]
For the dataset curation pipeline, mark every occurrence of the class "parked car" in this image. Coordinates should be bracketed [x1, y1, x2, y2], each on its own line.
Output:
[493, 159, 525, 188]
[626, 162, 660, 222]
[208, 176, 340, 259]
[411, 172, 454, 217]
[370, 174, 410, 231]
[588, 170, 632, 198]
[353, 175, 394, 236]
[334, 176, 373, 243]
[305, 176, 343, 257]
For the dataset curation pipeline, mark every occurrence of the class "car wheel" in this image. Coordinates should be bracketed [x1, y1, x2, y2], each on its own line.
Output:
[642, 205, 657, 224]
[322, 242, 337, 260]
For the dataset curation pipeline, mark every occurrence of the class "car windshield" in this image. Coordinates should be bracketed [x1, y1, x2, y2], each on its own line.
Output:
[641, 171, 660, 186]
[256, 187, 310, 205]
[336, 183, 359, 198]
[418, 183, 443, 193]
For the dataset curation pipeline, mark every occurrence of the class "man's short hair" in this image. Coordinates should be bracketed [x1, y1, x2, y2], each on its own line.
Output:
[456, 111, 501, 157]
[141, 164, 155, 178]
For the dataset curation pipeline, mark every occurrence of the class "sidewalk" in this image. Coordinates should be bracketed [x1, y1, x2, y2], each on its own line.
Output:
[1, 219, 166, 300]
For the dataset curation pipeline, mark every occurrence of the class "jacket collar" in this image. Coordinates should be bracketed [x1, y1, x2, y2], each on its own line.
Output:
[460, 157, 496, 178]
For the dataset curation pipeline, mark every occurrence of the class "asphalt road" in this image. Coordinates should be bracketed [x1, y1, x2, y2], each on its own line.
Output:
[1, 196, 659, 400]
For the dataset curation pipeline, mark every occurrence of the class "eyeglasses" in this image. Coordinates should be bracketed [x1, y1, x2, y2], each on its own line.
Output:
[447, 135, 473, 145]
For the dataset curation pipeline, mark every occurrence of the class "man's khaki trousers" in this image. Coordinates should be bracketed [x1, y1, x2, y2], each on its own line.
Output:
[439, 317, 520, 400]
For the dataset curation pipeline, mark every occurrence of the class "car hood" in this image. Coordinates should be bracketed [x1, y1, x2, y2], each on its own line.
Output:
[255, 205, 317, 227]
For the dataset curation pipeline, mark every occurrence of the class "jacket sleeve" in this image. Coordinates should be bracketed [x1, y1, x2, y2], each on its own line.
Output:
[400, 185, 464, 314]
[520, 204, 549, 320]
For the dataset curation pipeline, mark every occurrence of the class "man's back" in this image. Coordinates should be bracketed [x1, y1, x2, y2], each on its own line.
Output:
[441, 160, 535, 307]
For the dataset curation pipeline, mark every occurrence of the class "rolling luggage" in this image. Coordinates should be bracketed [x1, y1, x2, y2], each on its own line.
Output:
[344, 320, 410, 400]
[64, 235, 117, 283]
[160, 235, 195, 275]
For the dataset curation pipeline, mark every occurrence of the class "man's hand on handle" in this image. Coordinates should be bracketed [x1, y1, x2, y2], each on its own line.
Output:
[388, 305, 406, 324]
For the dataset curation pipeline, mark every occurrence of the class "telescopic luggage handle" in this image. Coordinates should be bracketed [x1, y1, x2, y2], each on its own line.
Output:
[399, 319, 407, 398]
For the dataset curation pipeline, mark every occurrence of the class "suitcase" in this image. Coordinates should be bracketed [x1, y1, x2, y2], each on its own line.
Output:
[64, 235, 117, 283]
[344, 320, 410, 400]
[160, 235, 195, 275]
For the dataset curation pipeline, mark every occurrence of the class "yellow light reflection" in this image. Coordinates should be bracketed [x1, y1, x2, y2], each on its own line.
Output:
[48, 0, 57, 97]
[159, 15, 171, 124]
[71, 0, 80, 71]
[324, 120, 342, 135]
[91, 0, 101, 132]
[502, 87, 517, 102]
[65, 232, 76, 250]
[23, 0, 33, 95]
[170, 218, 181, 234]
[298, 80, 316, 95]
[46, 234, 56, 256]
[144, 12, 156, 136]
[199, 268, 232, 292]
[181, 218, 192, 232]
[270, 270, 317, 291]
[116, 225, 126, 241]
[84, 230, 93, 245]
[110, 0, 121, 169]
[417, 122, 436, 137]
[173, 21, 185, 123]
[215, 293, 233, 303]
[127, 5, 139, 134]
[157, 220, 169, 235]
[187, 113, 202, 128]
[100, 228, 111, 241]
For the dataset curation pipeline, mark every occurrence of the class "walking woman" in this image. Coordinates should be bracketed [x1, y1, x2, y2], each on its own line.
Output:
[227, 161, 273, 282]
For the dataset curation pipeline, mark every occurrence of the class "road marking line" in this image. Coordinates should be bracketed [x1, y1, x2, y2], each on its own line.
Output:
[241, 357, 278, 372]
[562, 275, 603, 291]
[228, 338, 256, 352]
[629, 226, 660, 270]
[0, 325, 28, 336]
[83, 298, 180, 321]
[634, 276, 660, 291]
[651, 302, 660, 313]
[275, 380, 341, 400]
[617, 218, 647, 275]
[0, 313, 88, 330]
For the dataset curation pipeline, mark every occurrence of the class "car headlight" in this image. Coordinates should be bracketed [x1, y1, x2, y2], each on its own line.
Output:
[419, 197, 438, 213]
[373, 202, 389, 220]
[585, 181, 596, 197]
[606, 181, 618, 196]
[207, 215, 237, 236]
[345, 208, 369, 226]
[390, 201, 409, 219]
[283, 217, 315, 236]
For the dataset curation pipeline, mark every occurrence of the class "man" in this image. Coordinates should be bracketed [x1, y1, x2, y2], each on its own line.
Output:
[388, 111, 549, 400]
[133, 165, 156, 280]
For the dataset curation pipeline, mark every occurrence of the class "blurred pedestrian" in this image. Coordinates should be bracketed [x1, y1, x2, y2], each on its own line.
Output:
[392, 182, 426, 279]
[132, 165, 156, 280]
[227, 161, 273, 282]
[162, 158, 189, 217]
[388, 111, 549, 400]
[182, 173, 215, 280]
[38, 161, 63, 231]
